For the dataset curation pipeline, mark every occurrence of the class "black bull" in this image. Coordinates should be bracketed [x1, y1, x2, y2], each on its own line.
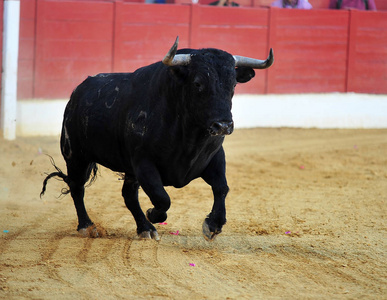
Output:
[41, 37, 274, 241]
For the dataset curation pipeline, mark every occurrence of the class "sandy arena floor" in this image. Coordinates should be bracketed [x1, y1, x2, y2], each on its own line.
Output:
[0, 128, 386, 299]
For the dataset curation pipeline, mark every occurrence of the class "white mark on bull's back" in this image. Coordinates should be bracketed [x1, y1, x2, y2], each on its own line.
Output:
[105, 86, 119, 109]
[105, 98, 116, 109]
[138, 111, 148, 136]
[131, 111, 148, 136]
[138, 111, 147, 119]
[95, 73, 110, 78]
[62, 124, 72, 159]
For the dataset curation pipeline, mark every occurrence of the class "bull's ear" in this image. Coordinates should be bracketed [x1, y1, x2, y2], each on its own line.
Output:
[236, 67, 255, 83]
[169, 66, 188, 83]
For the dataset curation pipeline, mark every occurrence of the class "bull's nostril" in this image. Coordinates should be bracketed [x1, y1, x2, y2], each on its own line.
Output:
[209, 121, 234, 136]
[212, 122, 223, 131]
[227, 121, 234, 134]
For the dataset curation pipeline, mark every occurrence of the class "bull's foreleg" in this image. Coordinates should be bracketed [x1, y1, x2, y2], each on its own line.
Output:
[134, 160, 171, 225]
[122, 177, 159, 240]
[201, 148, 229, 241]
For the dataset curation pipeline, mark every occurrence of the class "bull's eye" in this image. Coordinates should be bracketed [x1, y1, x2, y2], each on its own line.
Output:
[193, 78, 204, 92]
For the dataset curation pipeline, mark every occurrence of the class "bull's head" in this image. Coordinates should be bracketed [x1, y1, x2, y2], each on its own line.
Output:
[162, 37, 274, 136]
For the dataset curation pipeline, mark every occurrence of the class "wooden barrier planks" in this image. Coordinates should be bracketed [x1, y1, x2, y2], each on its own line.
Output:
[18, 0, 36, 99]
[113, 2, 190, 72]
[267, 8, 349, 93]
[191, 5, 270, 93]
[34, 0, 114, 98]
[12, 1, 387, 99]
[347, 10, 387, 94]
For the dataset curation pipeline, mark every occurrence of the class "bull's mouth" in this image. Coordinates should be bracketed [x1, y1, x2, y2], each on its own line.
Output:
[208, 121, 234, 136]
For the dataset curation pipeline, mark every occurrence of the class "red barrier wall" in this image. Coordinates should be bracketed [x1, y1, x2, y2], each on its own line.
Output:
[18, 0, 36, 99]
[267, 8, 349, 93]
[347, 10, 387, 94]
[114, 2, 191, 72]
[34, 0, 114, 98]
[13, 0, 387, 99]
[190, 5, 270, 93]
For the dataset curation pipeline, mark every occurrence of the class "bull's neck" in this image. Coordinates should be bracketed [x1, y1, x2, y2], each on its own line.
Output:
[164, 87, 208, 144]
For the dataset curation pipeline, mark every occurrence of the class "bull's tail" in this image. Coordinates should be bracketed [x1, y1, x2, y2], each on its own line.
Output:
[40, 156, 70, 198]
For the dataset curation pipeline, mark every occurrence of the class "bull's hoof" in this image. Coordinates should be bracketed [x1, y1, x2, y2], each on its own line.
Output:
[78, 224, 105, 238]
[138, 230, 160, 241]
[202, 218, 221, 242]
[146, 208, 167, 224]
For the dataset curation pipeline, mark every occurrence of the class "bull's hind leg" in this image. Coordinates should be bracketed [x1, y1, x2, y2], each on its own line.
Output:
[122, 177, 159, 240]
[66, 161, 100, 237]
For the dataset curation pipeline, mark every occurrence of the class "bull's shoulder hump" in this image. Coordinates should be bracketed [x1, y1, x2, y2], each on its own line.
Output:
[88, 72, 132, 81]
[78, 72, 133, 88]
[92, 72, 132, 77]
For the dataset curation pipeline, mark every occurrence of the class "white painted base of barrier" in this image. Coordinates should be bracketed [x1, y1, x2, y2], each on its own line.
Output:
[232, 93, 387, 129]
[17, 100, 67, 136]
[16, 93, 387, 137]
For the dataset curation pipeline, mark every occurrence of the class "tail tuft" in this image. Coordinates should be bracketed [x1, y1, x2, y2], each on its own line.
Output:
[40, 155, 69, 198]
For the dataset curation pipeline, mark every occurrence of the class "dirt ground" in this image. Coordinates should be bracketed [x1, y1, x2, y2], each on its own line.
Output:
[0, 128, 386, 299]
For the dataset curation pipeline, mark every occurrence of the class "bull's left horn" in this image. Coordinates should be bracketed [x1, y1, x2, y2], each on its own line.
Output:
[162, 36, 191, 66]
[233, 48, 274, 69]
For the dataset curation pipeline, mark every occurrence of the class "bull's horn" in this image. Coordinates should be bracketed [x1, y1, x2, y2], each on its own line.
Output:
[233, 48, 274, 69]
[162, 36, 191, 66]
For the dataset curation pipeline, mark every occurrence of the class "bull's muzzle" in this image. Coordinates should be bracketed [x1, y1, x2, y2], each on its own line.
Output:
[209, 121, 234, 136]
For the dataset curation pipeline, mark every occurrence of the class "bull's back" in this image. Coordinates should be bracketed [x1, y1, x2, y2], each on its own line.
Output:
[61, 73, 137, 172]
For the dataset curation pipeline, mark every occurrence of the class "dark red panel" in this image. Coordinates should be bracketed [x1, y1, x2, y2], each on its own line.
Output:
[267, 8, 349, 94]
[375, 0, 387, 10]
[347, 10, 387, 93]
[34, 0, 114, 98]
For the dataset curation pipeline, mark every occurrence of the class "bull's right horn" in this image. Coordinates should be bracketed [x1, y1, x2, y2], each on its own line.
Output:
[162, 36, 191, 66]
[233, 48, 274, 69]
